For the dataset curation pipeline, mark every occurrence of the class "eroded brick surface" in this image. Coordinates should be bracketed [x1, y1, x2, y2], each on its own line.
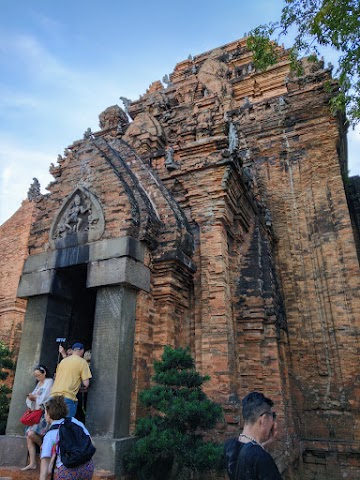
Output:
[0, 200, 35, 359]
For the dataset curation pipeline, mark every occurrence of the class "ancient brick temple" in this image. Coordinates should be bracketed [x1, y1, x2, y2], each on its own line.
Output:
[1, 37, 360, 479]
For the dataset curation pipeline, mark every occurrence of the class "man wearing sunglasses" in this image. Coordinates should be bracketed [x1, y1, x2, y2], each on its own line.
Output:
[224, 391, 283, 479]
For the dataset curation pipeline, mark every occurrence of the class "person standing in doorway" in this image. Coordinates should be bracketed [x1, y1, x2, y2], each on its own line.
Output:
[50, 343, 92, 417]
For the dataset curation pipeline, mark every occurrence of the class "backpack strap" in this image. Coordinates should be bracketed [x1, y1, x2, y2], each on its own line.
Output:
[49, 421, 64, 480]
[234, 442, 255, 479]
[49, 423, 60, 431]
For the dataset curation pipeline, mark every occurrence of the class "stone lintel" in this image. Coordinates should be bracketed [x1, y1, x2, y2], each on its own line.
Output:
[22, 237, 145, 273]
[89, 236, 145, 263]
[17, 269, 55, 298]
[87, 257, 150, 291]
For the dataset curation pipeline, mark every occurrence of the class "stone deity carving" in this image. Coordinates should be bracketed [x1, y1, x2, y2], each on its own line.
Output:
[63, 194, 89, 233]
[50, 187, 105, 248]
[83, 128, 94, 139]
[164, 146, 178, 171]
[228, 122, 239, 152]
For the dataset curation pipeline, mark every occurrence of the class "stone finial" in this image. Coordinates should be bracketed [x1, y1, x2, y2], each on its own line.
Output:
[27, 178, 41, 200]
[162, 74, 173, 87]
[120, 96, 132, 114]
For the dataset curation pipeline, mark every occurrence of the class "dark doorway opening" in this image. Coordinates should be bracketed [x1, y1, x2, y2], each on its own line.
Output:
[54, 264, 96, 423]
[56, 264, 96, 353]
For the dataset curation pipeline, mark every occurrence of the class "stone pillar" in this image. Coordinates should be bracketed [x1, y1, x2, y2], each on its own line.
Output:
[86, 285, 137, 437]
[6, 296, 50, 436]
[82, 248, 150, 474]
[6, 292, 72, 436]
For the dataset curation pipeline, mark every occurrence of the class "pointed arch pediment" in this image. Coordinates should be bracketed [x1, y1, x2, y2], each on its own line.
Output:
[49, 186, 105, 249]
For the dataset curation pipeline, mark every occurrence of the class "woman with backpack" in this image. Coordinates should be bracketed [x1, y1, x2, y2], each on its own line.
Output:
[39, 396, 95, 480]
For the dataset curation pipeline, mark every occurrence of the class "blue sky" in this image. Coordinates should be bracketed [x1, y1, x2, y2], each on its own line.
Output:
[0, 0, 359, 224]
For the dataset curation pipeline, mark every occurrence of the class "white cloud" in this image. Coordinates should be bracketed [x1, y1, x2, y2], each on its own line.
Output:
[2, 32, 71, 81]
[0, 138, 53, 224]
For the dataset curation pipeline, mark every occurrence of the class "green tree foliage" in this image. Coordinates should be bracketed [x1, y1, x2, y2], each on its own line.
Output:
[0, 341, 15, 434]
[247, 0, 360, 125]
[124, 346, 224, 479]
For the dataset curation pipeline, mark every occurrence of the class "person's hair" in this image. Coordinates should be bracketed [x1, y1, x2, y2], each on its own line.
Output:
[83, 350, 91, 362]
[242, 391, 274, 424]
[34, 364, 51, 378]
[45, 396, 68, 420]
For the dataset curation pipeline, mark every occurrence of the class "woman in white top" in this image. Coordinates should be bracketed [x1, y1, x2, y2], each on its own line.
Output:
[21, 364, 53, 471]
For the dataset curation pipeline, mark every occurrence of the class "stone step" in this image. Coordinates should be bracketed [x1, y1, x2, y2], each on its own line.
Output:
[0, 467, 115, 480]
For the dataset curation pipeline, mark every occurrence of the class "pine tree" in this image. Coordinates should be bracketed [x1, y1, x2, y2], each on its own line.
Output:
[124, 346, 224, 479]
[0, 341, 15, 434]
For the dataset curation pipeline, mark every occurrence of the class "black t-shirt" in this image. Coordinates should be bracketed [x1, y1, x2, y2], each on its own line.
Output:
[224, 439, 283, 480]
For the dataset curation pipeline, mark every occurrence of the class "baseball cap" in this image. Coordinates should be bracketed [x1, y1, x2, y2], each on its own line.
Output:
[72, 342, 84, 350]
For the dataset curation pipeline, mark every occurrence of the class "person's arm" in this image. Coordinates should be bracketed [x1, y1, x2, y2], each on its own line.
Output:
[80, 361, 92, 392]
[81, 378, 90, 391]
[59, 345, 67, 359]
[39, 457, 50, 480]
[36, 379, 54, 407]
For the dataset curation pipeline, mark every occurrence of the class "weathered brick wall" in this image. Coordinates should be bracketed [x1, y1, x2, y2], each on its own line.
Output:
[123, 38, 360, 477]
[0, 200, 34, 359]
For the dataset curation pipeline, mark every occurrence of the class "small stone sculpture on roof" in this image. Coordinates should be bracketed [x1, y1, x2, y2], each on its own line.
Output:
[164, 146, 178, 171]
[27, 178, 41, 200]
[83, 127, 94, 140]
[162, 74, 172, 87]
[120, 96, 132, 114]
[228, 122, 239, 153]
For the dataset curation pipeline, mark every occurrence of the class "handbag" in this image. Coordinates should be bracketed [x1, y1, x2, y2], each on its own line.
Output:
[20, 408, 43, 426]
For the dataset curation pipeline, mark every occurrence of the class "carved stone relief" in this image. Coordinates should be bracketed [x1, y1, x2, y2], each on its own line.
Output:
[49, 186, 105, 249]
[197, 57, 232, 98]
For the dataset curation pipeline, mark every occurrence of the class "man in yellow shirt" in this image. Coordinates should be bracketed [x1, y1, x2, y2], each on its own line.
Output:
[51, 342, 92, 417]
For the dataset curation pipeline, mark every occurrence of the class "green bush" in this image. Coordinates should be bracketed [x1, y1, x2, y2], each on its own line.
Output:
[0, 341, 15, 434]
[124, 346, 224, 479]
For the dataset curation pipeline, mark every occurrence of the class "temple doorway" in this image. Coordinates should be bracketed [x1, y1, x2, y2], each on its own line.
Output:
[52, 264, 96, 423]
[56, 264, 96, 354]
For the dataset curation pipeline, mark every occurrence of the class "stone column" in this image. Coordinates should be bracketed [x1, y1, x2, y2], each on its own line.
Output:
[86, 285, 137, 437]
[84, 251, 150, 474]
[6, 291, 72, 436]
[6, 296, 50, 436]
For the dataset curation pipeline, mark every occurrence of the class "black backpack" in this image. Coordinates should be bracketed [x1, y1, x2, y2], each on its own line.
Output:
[224, 437, 241, 479]
[49, 417, 96, 468]
[224, 438, 253, 480]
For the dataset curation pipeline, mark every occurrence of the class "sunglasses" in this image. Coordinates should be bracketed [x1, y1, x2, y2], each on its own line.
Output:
[260, 411, 277, 421]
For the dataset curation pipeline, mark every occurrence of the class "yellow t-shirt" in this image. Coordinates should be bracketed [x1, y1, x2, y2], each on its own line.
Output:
[51, 354, 92, 401]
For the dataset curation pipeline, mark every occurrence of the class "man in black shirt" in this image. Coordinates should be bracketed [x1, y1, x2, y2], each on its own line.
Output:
[224, 391, 283, 480]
